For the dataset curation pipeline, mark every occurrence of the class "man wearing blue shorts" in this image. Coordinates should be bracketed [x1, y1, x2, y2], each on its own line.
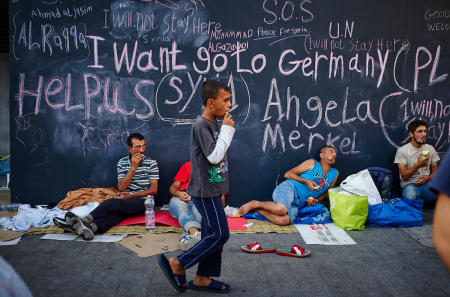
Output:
[239, 145, 339, 225]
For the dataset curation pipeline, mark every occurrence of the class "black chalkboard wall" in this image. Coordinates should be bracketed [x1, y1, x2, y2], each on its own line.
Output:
[9, 0, 450, 205]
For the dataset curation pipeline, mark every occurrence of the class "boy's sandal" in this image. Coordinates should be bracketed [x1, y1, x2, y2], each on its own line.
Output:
[157, 254, 187, 292]
[276, 244, 311, 258]
[241, 242, 276, 254]
[188, 279, 231, 294]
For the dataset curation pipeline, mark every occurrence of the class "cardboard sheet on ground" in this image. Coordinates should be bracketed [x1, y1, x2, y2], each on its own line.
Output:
[0, 226, 39, 242]
[0, 237, 21, 246]
[0, 230, 23, 242]
[118, 212, 247, 230]
[118, 233, 180, 257]
[295, 223, 357, 245]
[41, 234, 126, 242]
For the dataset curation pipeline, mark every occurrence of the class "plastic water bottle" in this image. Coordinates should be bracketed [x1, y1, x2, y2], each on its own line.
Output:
[144, 196, 155, 232]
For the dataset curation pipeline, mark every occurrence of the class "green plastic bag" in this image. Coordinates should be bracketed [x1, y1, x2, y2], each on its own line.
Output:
[329, 187, 368, 230]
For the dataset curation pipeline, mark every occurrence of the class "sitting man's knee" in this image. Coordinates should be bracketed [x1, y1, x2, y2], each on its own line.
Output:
[102, 198, 118, 207]
[274, 215, 291, 226]
[169, 197, 188, 212]
[403, 185, 419, 200]
[274, 203, 288, 215]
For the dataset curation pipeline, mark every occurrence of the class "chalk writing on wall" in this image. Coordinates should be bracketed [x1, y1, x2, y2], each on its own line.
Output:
[9, 0, 450, 204]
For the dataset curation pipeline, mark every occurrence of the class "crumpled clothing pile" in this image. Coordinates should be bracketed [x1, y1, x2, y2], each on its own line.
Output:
[57, 187, 118, 210]
[0, 202, 99, 232]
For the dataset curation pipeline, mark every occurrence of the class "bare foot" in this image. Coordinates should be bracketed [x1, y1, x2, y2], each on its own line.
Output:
[169, 256, 185, 275]
[239, 200, 260, 216]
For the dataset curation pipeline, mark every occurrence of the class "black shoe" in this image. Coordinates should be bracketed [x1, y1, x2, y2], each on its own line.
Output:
[65, 212, 94, 241]
[53, 216, 76, 233]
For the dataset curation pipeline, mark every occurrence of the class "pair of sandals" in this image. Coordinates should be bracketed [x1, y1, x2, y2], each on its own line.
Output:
[157, 254, 230, 294]
[241, 241, 311, 258]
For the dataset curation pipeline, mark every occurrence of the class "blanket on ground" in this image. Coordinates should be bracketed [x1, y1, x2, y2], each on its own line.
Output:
[118, 212, 248, 231]
[0, 203, 98, 232]
[57, 188, 118, 210]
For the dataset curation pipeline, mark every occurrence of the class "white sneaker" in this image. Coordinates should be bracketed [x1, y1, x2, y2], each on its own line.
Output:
[179, 231, 201, 251]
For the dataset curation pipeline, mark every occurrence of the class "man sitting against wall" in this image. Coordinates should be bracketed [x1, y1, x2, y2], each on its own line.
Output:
[239, 145, 339, 225]
[169, 161, 228, 251]
[168, 162, 202, 251]
[54, 133, 159, 240]
[394, 119, 439, 201]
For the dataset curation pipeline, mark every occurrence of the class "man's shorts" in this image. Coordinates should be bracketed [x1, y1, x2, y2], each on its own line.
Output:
[272, 181, 305, 223]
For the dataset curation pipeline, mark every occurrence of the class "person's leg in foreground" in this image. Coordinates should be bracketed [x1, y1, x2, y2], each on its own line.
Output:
[158, 196, 230, 293]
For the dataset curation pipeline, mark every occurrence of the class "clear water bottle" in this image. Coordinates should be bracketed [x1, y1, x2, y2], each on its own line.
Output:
[144, 196, 155, 232]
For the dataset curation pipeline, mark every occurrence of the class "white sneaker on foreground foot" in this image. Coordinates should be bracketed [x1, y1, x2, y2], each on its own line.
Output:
[179, 231, 201, 251]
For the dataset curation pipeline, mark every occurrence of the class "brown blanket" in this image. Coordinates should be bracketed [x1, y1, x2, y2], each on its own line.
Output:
[57, 188, 119, 210]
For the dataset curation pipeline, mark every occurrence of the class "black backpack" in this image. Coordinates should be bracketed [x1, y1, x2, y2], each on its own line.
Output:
[368, 167, 393, 199]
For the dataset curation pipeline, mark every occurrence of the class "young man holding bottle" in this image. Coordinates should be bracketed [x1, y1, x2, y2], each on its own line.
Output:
[53, 133, 159, 240]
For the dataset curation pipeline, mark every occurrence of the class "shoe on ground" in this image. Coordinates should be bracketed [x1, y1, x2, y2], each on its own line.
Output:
[179, 231, 201, 251]
[53, 217, 76, 233]
[64, 212, 94, 241]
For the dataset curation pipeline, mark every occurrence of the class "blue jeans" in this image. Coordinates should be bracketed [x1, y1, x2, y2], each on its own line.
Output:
[169, 197, 202, 234]
[402, 183, 437, 201]
[272, 181, 306, 223]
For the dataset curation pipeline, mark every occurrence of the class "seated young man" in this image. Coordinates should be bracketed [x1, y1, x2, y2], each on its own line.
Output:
[394, 119, 439, 201]
[168, 162, 202, 251]
[239, 145, 339, 225]
[54, 133, 159, 240]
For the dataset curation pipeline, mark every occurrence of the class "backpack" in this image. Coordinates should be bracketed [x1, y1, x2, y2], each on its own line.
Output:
[367, 167, 393, 199]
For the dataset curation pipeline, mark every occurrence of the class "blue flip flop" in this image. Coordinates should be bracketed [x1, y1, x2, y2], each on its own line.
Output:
[188, 279, 231, 294]
[157, 254, 187, 293]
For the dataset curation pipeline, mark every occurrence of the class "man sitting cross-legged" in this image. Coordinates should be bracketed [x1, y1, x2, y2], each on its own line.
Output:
[54, 133, 159, 240]
[239, 145, 339, 225]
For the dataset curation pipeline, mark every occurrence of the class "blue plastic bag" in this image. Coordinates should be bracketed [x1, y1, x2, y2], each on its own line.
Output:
[367, 198, 423, 227]
[294, 203, 332, 224]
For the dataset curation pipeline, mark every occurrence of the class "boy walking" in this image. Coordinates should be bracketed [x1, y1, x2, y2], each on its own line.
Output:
[158, 79, 235, 293]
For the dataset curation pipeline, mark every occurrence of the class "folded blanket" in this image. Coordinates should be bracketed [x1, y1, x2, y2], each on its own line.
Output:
[57, 188, 118, 210]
